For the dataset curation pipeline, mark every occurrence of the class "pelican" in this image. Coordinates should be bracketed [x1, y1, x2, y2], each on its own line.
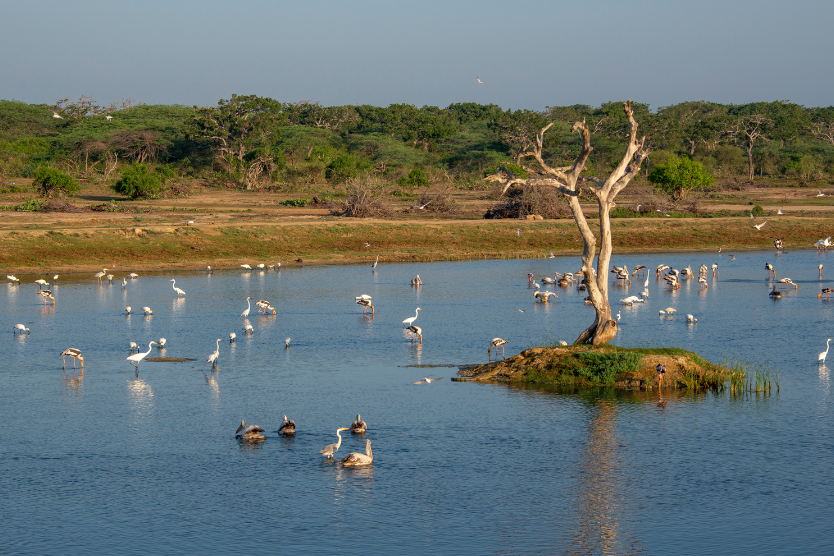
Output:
[34, 279, 48, 288]
[170, 279, 186, 296]
[285, 337, 291, 349]
[351, 414, 367, 433]
[278, 415, 296, 435]
[752, 220, 767, 230]
[256, 300, 276, 315]
[126, 341, 157, 370]
[342, 439, 373, 467]
[534, 291, 560, 303]
[489, 338, 507, 360]
[659, 307, 677, 315]
[243, 323, 254, 334]
[13, 324, 30, 335]
[406, 325, 423, 343]
[94, 268, 108, 282]
[820, 339, 832, 365]
[777, 277, 797, 290]
[142, 306, 152, 315]
[620, 296, 642, 305]
[402, 307, 422, 327]
[765, 263, 775, 278]
[320, 428, 350, 458]
[157, 338, 167, 349]
[129, 341, 138, 352]
[686, 314, 697, 323]
[229, 332, 236, 342]
[61, 348, 84, 369]
[698, 276, 709, 289]
[372, 255, 379, 269]
[356, 295, 374, 315]
[819, 288, 834, 300]
[241, 297, 251, 318]
[235, 420, 265, 440]
[207, 338, 223, 367]
[38, 290, 55, 304]
[129, 273, 139, 279]
[412, 377, 443, 384]
[240, 264, 251, 270]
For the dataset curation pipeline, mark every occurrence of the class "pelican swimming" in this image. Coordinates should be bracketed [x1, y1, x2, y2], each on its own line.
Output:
[406, 325, 423, 344]
[241, 297, 251, 318]
[320, 428, 350, 458]
[126, 341, 157, 370]
[403, 308, 422, 327]
[170, 279, 186, 296]
[489, 338, 507, 360]
[14, 324, 30, 335]
[235, 420, 265, 440]
[350, 414, 367, 433]
[534, 291, 560, 303]
[61, 348, 84, 369]
[820, 339, 832, 365]
[278, 415, 296, 435]
[355, 295, 374, 315]
[207, 338, 223, 367]
[256, 300, 276, 315]
[342, 439, 373, 467]
[412, 377, 443, 384]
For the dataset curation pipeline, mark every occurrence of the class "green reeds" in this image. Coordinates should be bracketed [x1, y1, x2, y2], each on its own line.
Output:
[721, 355, 780, 397]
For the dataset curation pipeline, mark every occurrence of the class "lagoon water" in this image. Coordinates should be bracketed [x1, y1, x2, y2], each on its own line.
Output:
[2, 250, 833, 555]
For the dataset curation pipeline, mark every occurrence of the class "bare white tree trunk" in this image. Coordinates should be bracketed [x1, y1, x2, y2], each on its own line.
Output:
[488, 101, 649, 345]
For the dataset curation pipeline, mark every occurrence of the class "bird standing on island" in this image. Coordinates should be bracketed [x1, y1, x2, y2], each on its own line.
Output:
[320, 428, 350, 459]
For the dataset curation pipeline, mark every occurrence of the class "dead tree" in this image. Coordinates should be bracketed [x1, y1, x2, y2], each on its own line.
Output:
[725, 114, 770, 182]
[488, 101, 648, 345]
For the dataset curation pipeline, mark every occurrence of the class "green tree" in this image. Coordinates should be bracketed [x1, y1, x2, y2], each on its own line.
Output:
[32, 167, 80, 197]
[114, 163, 163, 198]
[649, 156, 714, 199]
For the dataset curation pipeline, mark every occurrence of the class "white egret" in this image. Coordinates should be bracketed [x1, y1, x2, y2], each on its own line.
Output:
[126, 341, 157, 370]
[372, 255, 379, 269]
[489, 338, 507, 361]
[402, 307, 422, 327]
[207, 339, 223, 367]
[320, 428, 350, 458]
[350, 414, 367, 433]
[820, 339, 832, 365]
[170, 279, 186, 296]
[278, 415, 296, 435]
[61, 348, 84, 369]
[342, 439, 373, 467]
[14, 324, 30, 335]
[241, 296, 251, 318]
[412, 377, 443, 384]
[94, 268, 108, 282]
[235, 420, 265, 440]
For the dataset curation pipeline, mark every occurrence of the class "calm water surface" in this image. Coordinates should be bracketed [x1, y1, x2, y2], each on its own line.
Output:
[2, 250, 833, 555]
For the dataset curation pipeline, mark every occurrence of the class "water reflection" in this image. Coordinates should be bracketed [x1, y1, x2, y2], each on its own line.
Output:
[237, 436, 265, 451]
[127, 376, 155, 422]
[63, 369, 84, 393]
[172, 297, 186, 313]
[203, 370, 221, 402]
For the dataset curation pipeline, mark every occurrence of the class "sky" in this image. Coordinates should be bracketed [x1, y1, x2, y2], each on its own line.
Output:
[2, 0, 832, 111]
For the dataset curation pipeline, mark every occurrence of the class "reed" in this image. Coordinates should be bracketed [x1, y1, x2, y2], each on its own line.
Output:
[720, 355, 779, 397]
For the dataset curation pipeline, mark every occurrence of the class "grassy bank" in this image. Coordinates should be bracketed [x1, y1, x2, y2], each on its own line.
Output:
[2, 215, 834, 274]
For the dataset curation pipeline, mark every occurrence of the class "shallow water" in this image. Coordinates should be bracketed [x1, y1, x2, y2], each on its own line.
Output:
[2, 249, 834, 555]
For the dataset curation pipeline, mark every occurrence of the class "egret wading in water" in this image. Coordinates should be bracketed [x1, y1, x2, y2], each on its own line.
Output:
[350, 414, 367, 434]
[278, 415, 296, 435]
[403, 308, 421, 327]
[170, 279, 186, 297]
[14, 324, 30, 335]
[320, 428, 350, 459]
[126, 341, 157, 371]
[820, 339, 832, 365]
[342, 439, 373, 467]
[241, 297, 251, 318]
[207, 339, 223, 368]
[235, 420, 265, 441]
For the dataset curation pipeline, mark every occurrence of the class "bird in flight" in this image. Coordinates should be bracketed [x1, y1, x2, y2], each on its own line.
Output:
[52, 110, 63, 119]
[477, 77, 483, 84]
[752, 220, 768, 230]
[412, 377, 443, 384]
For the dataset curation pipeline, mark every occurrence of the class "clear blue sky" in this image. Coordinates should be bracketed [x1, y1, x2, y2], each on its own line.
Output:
[2, 0, 832, 110]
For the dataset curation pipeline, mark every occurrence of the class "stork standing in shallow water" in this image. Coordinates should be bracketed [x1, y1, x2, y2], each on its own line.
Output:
[61, 348, 84, 369]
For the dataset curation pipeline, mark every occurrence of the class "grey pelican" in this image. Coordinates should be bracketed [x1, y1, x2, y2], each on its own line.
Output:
[126, 341, 157, 370]
[320, 427, 350, 458]
[61, 348, 84, 369]
[489, 338, 507, 360]
[235, 420, 265, 440]
[342, 439, 373, 467]
[402, 308, 421, 327]
[350, 414, 367, 434]
[170, 279, 186, 296]
[278, 415, 296, 435]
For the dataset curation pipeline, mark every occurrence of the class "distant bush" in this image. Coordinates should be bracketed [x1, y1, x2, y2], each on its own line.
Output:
[14, 198, 45, 212]
[32, 167, 80, 197]
[114, 163, 163, 199]
[571, 352, 643, 384]
[397, 168, 429, 189]
[280, 198, 309, 207]
[751, 204, 765, 216]
[649, 156, 714, 200]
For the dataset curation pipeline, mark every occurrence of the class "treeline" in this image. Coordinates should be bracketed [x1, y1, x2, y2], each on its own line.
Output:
[2, 95, 834, 193]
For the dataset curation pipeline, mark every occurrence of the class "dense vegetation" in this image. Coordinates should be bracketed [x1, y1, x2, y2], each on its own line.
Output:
[2, 96, 834, 196]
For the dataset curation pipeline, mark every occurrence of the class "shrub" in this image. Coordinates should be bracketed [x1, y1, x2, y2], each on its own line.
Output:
[397, 168, 429, 189]
[280, 198, 309, 207]
[334, 175, 391, 217]
[751, 204, 764, 216]
[114, 163, 163, 199]
[32, 167, 79, 197]
[484, 184, 570, 219]
[14, 198, 45, 211]
[649, 156, 714, 199]
[572, 352, 643, 384]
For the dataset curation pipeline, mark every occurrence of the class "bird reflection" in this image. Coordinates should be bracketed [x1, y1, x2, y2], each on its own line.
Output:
[820, 364, 830, 394]
[127, 376, 155, 421]
[237, 437, 265, 451]
[40, 304, 55, 316]
[203, 370, 221, 401]
[63, 368, 84, 391]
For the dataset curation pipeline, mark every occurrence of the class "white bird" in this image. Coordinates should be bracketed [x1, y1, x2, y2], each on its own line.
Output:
[6, 274, 19, 284]
[753, 220, 768, 230]
[105, 115, 113, 121]
[170, 279, 186, 296]
[106, 274, 114, 283]
[620, 296, 642, 305]
[235, 420, 265, 440]
[52, 110, 63, 119]
[372, 255, 379, 269]
[94, 268, 108, 282]
[489, 338, 507, 360]
[157, 338, 167, 349]
[13, 324, 30, 335]
[207, 338, 223, 367]
[817, 190, 826, 197]
[126, 341, 157, 370]
[406, 325, 423, 344]
[820, 339, 832, 365]
[206, 265, 213, 273]
[534, 291, 560, 303]
[129, 273, 139, 279]
[142, 306, 152, 315]
[257, 263, 266, 270]
[412, 377, 443, 384]
[616, 311, 621, 321]
[241, 264, 251, 270]
[34, 279, 48, 288]
[125, 306, 132, 315]
[402, 307, 422, 327]
[53, 275, 59, 282]
[122, 277, 127, 288]
[229, 332, 236, 342]
[777, 207, 783, 215]
[256, 299, 276, 315]
[241, 297, 251, 318]
[350, 414, 367, 433]
[320, 427, 350, 458]
[285, 337, 291, 349]
[243, 323, 254, 334]
[777, 277, 797, 290]
[129, 341, 138, 352]
[342, 439, 373, 467]
[686, 314, 697, 323]
[659, 307, 677, 315]
[356, 295, 374, 315]
[476, 77, 483, 84]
